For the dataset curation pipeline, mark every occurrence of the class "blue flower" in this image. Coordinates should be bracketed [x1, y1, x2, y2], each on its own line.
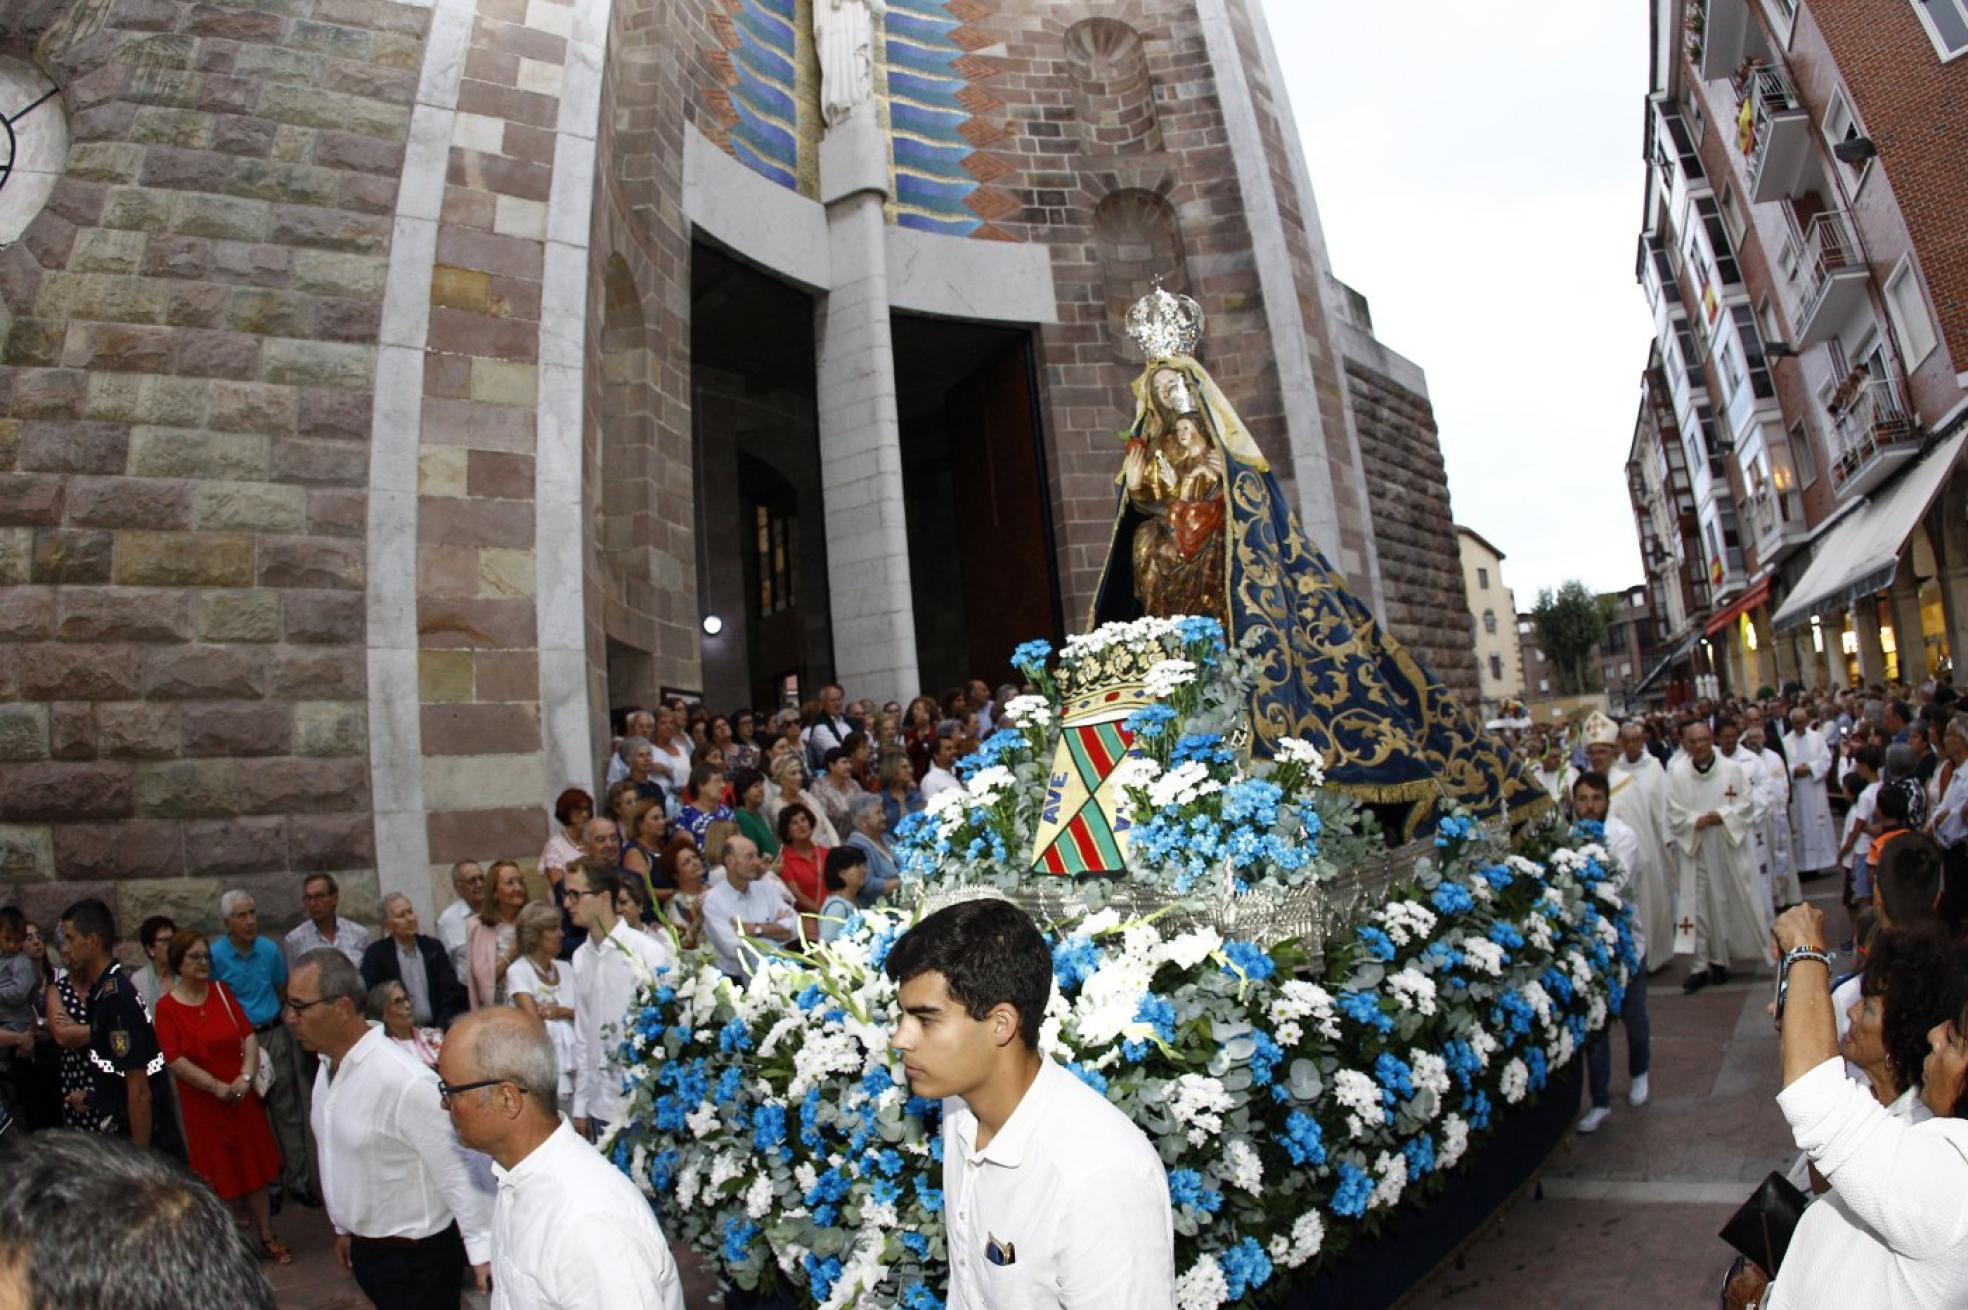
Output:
[715, 1067, 743, 1105]
[721, 1217, 760, 1263]
[1488, 921, 1525, 952]
[1051, 935, 1102, 992]
[1172, 733, 1233, 766]
[1220, 1236, 1273, 1300]
[1010, 639, 1052, 672]
[802, 1253, 844, 1300]
[1249, 1031, 1284, 1087]
[1067, 1062, 1109, 1094]
[752, 1103, 788, 1158]
[648, 1149, 679, 1192]
[901, 1231, 930, 1260]
[1463, 1089, 1493, 1132]
[1375, 1052, 1414, 1101]
[1443, 1039, 1481, 1088]
[1430, 881, 1475, 915]
[1280, 1109, 1326, 1166]
[899, 1286, 946, 1310]
[1526, 1046, 1549, 1092]
[914, 1177, 944, 1213]
[796, 983, 825, 1011]
[861, 1066, 894, 1099]
[1356, 926, 1396, 962]
[1166, 1167, 1224, 1214]
[1403, 1133, 1436, 1177]
[1123, 704, 1178, 739]
[1336, 989, 1393, 1034]
[1221, 939, 1277, 982]
[1433, 813, 1476, 847]
[718, 1018, 753, 1053]
[1331, 1162, 1374, 1218]
[1477, 862, 1514, 890]
[1571, 819, 1607, 843]
[799, 1086, 824, 1150]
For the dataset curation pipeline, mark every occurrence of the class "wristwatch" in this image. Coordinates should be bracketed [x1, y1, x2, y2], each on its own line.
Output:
[1775, 946, 1833, 1026]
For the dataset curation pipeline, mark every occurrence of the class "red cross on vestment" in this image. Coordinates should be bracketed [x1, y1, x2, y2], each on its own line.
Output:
[1676, 916, 1695, 937]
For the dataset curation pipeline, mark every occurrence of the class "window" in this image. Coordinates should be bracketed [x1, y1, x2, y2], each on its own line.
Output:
[1883, 257, 1940, 366]
[1517, 620, 1532, 635]
[1477, 566, 1490, 589]
[1790, 420, 1818, 487]
[753, 504, 797, 616]
[1539, 678, 1550, 693]
[1535, 650, 1547, 664]
[1731, 304, 1774, 399]
[1682, 86, 1706, 142]
[1489, 654, 1503, 681]
[1719, 183, 1746, 247]
[1621, 662, 1633, 678]
[1823, 88, 1871, 187]
[1911, 0, 1968, 60]
[1694, 197, 1742, 286]
[1483, 609, 1498, 635]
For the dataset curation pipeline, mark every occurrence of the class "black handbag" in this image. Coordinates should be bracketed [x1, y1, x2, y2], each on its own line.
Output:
[1719, 1170, 1810, 1277]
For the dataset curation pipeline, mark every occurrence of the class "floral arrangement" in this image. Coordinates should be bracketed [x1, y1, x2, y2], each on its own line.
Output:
[605, 620, 1640, 1309]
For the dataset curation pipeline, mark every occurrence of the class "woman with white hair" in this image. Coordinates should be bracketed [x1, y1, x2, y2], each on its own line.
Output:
[762, 751, 840, 847]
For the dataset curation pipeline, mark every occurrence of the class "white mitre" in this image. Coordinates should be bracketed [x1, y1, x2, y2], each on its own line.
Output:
[1581, 710, 1618, 748]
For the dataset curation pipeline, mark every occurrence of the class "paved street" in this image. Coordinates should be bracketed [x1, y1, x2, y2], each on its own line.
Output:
[265, 886, 1830, 1309]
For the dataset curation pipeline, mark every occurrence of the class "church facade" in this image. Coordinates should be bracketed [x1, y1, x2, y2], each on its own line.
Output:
[0, 0, 1475, 928]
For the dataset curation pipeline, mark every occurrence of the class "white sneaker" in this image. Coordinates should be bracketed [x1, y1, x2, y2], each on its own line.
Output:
[1577, 1106, 1612, 1134]
[1628, 1073, 1650, 1107]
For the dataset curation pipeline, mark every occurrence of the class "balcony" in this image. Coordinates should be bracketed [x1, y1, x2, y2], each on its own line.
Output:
[1737, 65, 1811, 203]
[1784, 211, 1870, 347]
[1744, 486, 1810, 567]
[1828, 378, 1918, 498]
[1698, 0, 1750, 82]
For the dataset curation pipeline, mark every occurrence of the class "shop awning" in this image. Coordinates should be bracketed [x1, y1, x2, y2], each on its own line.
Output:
[1771, 428, 1968, 633]
[1634, 627, 1701, 695]
[1703, 576, 1773, 637]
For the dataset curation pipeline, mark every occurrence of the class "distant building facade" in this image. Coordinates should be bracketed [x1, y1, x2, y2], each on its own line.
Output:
[1457, 526, 1525, 718]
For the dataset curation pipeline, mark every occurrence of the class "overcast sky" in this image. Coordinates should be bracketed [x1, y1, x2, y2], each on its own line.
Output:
[1263, 2, 1658, 606]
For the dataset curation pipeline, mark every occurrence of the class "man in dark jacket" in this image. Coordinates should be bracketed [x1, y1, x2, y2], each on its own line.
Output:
[360, 894, 469, 1028]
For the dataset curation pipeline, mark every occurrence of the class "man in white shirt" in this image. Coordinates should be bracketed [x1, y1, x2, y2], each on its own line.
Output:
[436, 860, 484, 980]
[803, 684, 855, 774]
[440, 1007, 685, 1310]
[700, 835, 797, 981]
[887, 898, 1175, 1309]
[1571, 770, 1651, 1134]
[284, 873, 371, 969]
[920, 729, 964, 802]
[566, 863, 675, 1142]
[285, 948, 492, 1305]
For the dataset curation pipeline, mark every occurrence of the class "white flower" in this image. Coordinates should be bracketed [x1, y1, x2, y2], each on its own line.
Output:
[1586, 994, 1608, 1032]
[1270, 979, 1340, 1042]
[1333, 1068, 1386, 1135]
[1174, 1253, 1229, 1310]
[1162, 927, 1223, 970]
[1468, 1027, 1497, 1067]
[1378, 900, 1439, 946]
[1219, 1137, 1264, 1195]
[1144, 658, 1199, 697]
[710, 1151, 746, 1189]
[965, 765, 1017, 802]
[1271, 1210, 1325, 1269]
[1521, 980, 1554, 1030]
[1388, 967, 1438, 1016]
[790, 1026, 864, 1097]
[1147, 760, 1220, 809]
[1275, 735, 1326, 773]
[1438, 1113, 1471, 1170]
[1076, 908, 1123, 937]
[1547, 1025, 1575, 1067]
[1110, 755, 1162, 794]
[1070, 954, 1157, 1048]
[676, 1158, 702, 1210]
[686, 1102, 721, 1140]
[744, 1173, 774, 1219]
[1524, 914, 1556, 953]
[1500, 1057, 1529, 1104]
[1169, 1074, 1235, 1146]
[1409, 1049, 1451, 1100]
[1460, 937, 1505, 977]
[1371, 1150, 1408, 1209]
[1002, 694, 1052, 727]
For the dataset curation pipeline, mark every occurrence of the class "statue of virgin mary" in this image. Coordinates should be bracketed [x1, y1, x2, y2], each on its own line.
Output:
[1092, 286, 1549, 836]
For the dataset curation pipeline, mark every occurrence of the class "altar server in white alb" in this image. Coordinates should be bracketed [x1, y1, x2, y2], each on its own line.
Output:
[1747, 716, 1802, 910]
[1783, 707, 1842, 880]
[440, 1007, 685, 1310]
[1716, 716, 1778, 910]
[1668, 721, 1774, 993]
[888, 898, 1175, 1310]
[1588, 714, 1676, 968]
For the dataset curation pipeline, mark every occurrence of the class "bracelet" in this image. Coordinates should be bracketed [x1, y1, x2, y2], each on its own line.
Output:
[1775, 947, 1834, 1026]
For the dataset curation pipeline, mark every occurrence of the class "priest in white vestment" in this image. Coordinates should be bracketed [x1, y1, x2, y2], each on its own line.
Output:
[1717, 717, 1777, 910]
[1783, 707, 1840, 877]
[1748, 719, 1801, 908]
[1667, 721, 1774, 992]
[1592, 717, 1676, 971]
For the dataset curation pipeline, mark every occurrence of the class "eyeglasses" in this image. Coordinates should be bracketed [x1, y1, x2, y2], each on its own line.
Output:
[284, 996, 330, 1016]
[182, 950, 211, 961]
[435, 1077, 521, 1108]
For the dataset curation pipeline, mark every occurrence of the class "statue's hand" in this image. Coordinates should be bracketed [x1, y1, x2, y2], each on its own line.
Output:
[1122, 440, 1149, 492]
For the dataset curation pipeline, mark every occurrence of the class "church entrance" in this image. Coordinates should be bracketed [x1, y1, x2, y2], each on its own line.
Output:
[893, 314, 1063, 693]
[692, 242, 833, 713]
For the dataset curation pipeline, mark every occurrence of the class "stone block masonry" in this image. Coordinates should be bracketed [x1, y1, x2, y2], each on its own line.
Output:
[0, 0, 428, 937]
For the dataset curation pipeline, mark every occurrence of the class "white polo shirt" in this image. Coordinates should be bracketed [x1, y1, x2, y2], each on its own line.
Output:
[941, 1056, 1175, 1309]
[490, 1117, 684, 1310]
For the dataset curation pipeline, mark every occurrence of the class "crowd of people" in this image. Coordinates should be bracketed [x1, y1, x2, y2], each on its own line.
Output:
[0, 679, 1023, 1308]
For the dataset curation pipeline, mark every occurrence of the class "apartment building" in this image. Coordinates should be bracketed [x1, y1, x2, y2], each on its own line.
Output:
[1457, 526, 1527, 718]
[1632, 0, 1968, 698]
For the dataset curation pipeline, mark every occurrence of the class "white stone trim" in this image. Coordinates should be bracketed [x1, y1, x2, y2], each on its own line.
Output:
[887, 224, 1057, 325]
[534, 0, 612, 796]
[365, 0, 476, 924]
[682, 123, 831, 292]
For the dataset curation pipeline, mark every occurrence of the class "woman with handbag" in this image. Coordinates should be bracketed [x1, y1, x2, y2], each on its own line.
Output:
[1742, 903, 1968, 1307]
[152, 930, 286, 1264]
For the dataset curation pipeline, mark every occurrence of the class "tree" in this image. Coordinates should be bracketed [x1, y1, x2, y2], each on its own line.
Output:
[1531, 581, 1610, 696]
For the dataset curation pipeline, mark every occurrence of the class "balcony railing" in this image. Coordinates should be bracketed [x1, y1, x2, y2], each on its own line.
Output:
[1736, 66, 1811, 202]
[1829, 378, 1917, 497]
[1783, 210, 1870, 346]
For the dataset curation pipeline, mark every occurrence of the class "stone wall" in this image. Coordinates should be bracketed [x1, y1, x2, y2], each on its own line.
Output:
[0, 0, 425, 934]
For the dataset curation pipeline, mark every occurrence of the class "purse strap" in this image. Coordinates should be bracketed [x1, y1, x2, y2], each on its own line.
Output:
[215, 984, 249, 1042]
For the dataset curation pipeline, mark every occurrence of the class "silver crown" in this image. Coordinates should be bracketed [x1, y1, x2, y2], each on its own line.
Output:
[1125, 281, 1205, 359]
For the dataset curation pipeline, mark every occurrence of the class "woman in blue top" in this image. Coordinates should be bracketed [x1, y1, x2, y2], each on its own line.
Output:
[845, 796, 901, 905]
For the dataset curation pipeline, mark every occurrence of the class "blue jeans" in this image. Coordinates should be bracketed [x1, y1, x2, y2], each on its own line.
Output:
[1586, 953, 1652, 1109]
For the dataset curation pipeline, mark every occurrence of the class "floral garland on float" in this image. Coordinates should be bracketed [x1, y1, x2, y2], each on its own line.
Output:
[607, 617, 1639, 1310]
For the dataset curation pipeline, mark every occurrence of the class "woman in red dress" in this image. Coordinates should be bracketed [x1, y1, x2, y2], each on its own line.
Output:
[153, 930, 287, 1264]
[774, 802, 830, 942]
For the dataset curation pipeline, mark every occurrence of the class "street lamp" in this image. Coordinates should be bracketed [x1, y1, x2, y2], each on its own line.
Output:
[702, 615, 724, 636]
